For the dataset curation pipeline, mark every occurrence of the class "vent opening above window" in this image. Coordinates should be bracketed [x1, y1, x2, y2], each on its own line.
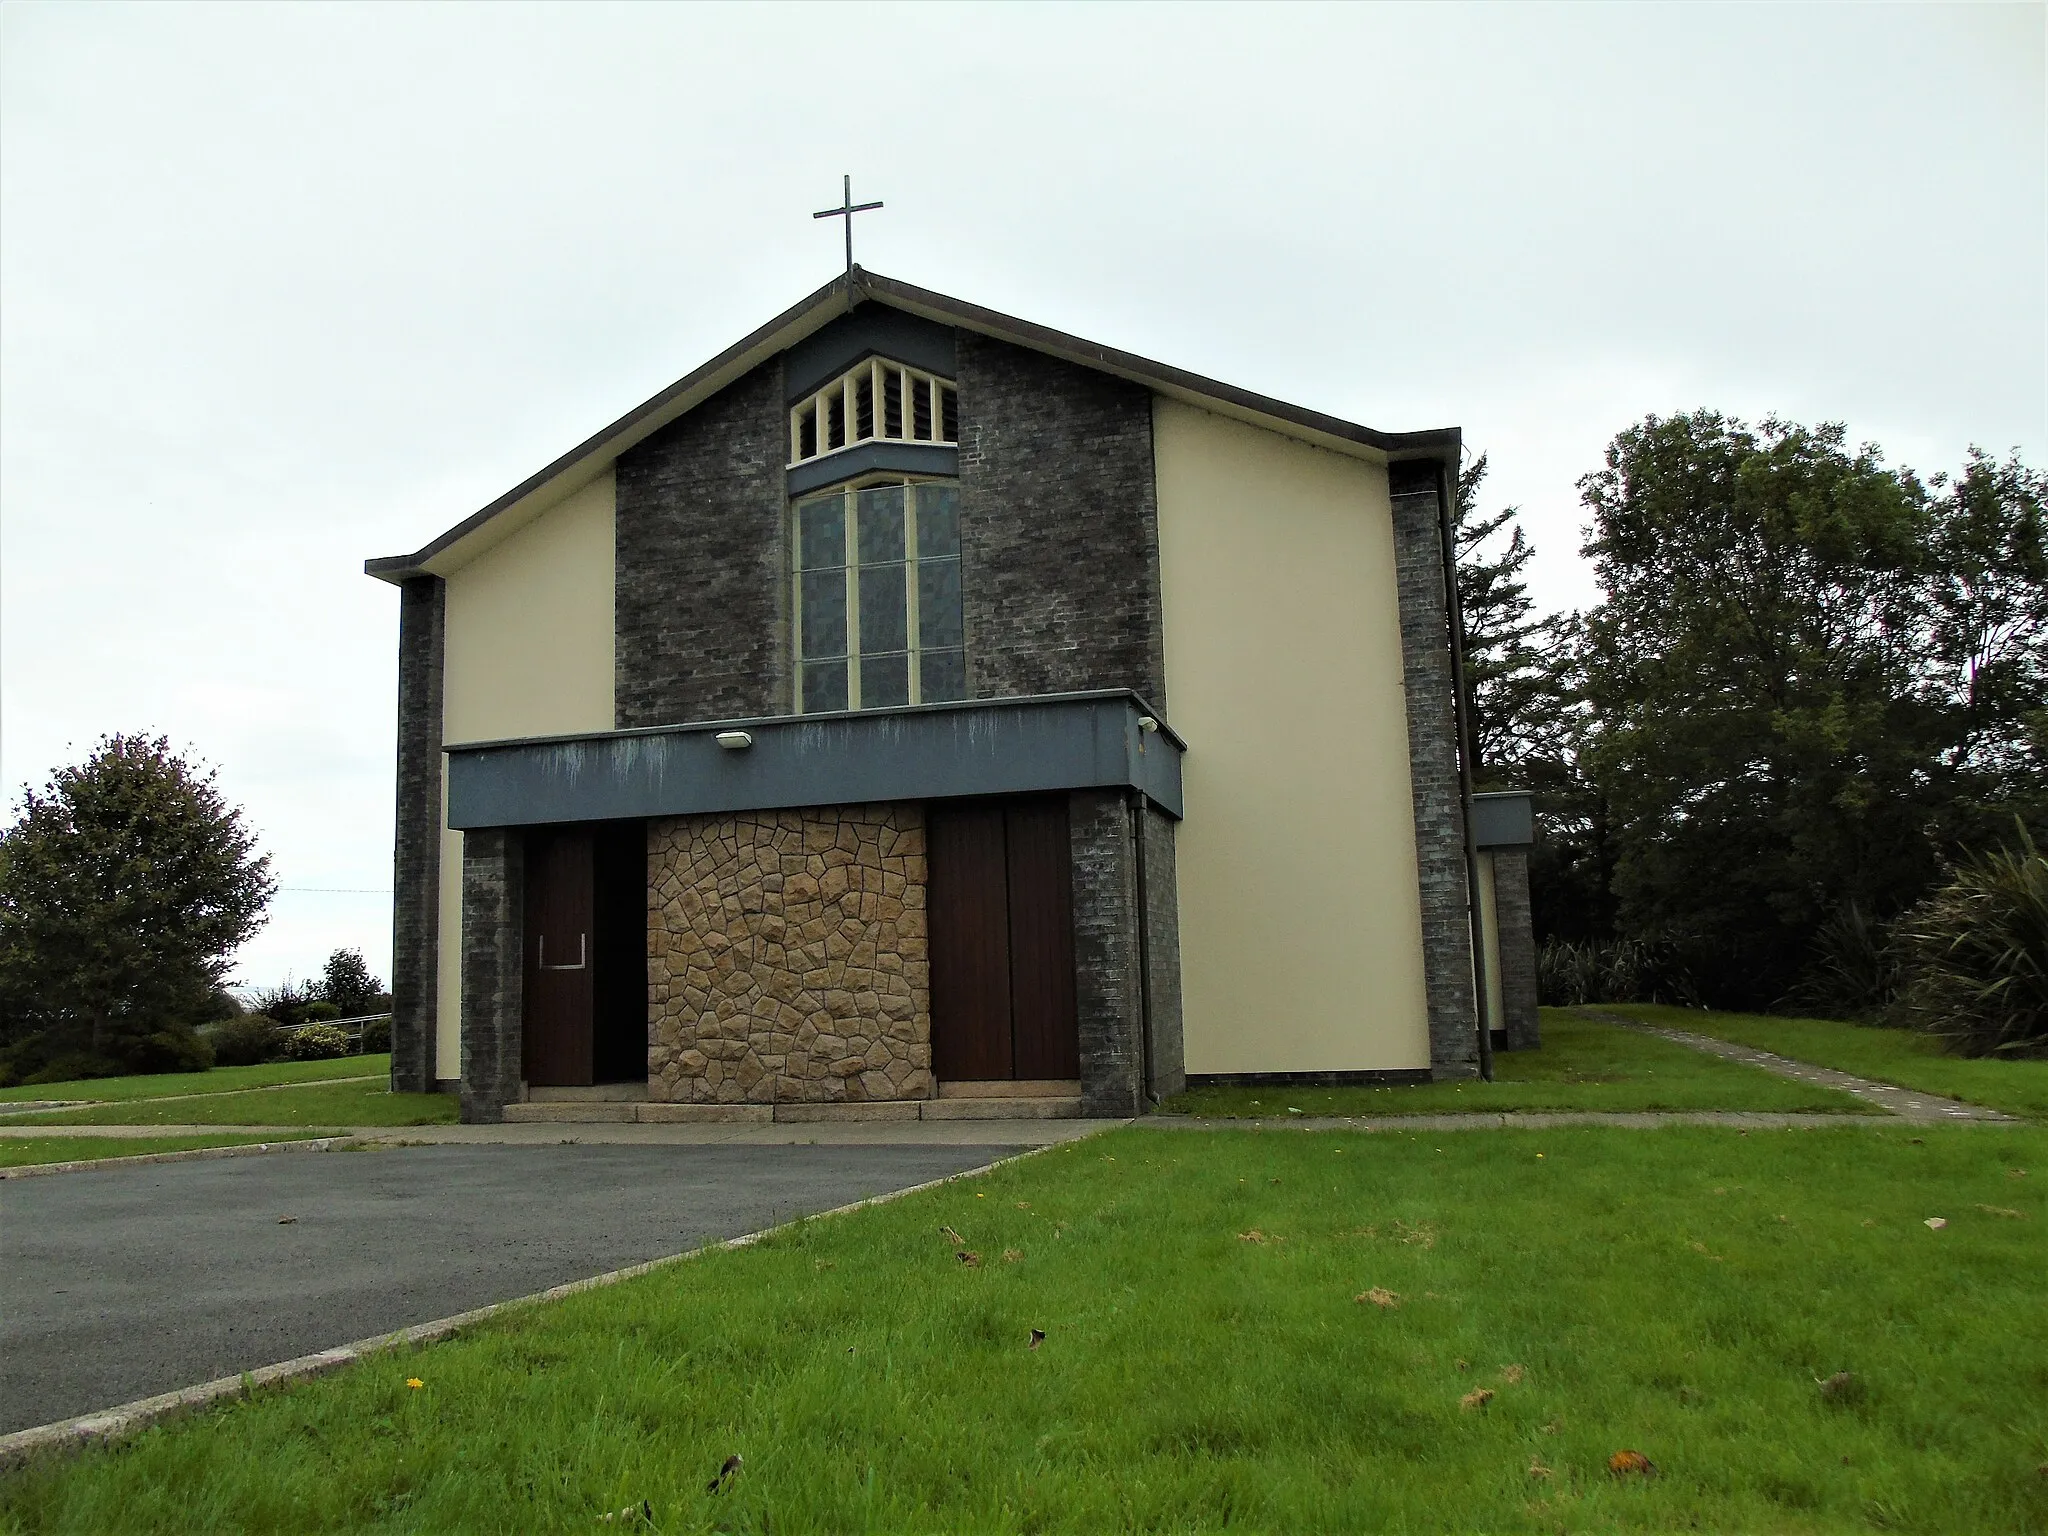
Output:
[791, 358, 957, 468]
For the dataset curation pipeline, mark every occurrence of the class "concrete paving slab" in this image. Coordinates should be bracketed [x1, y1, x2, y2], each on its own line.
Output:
[0, 1141, 1027, 1434]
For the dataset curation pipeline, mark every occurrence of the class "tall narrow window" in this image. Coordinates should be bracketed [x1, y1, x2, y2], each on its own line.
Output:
[793, 479, 967, 713]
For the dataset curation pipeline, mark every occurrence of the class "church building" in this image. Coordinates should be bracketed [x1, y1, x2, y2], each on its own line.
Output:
[367, 266, 1538, 1124]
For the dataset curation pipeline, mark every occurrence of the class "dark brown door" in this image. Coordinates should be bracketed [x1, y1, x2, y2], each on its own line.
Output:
[929, 805, 1012, 1081]
[524, 827, 594, 1087]
[928, 797, 1079, 1081]
[1005, 800, 1079, 1079]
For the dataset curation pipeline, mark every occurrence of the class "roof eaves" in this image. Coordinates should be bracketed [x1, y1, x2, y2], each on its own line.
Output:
[364, 269, 858, 584]
[365, 266, 1463, 586]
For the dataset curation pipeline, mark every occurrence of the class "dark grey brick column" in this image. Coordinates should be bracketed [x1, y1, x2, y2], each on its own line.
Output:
[389, 575, 444, 1095]
[1140, 804, 1185, 1100]
[1069, 789, 1144, 1117]
[459, 828, 524, 1124]
[1389, 470, 1480, 1079]
[956, 335, 1166, 706]
[1492, 848, 1541, 1051]
[615, 360, 789, 727]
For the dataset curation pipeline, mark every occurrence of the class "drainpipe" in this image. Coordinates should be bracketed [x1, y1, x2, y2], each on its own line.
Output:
[1128, 789, 1156, 1110]
[1437, 457, 1494, 1082]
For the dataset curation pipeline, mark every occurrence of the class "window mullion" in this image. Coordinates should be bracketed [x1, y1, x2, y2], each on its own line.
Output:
[842, 485, 861, 711]
[905, 482, 922, 705]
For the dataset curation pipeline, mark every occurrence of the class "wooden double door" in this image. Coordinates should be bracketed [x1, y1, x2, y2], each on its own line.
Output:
[523, 822, 648, 1087]
[928, 797, 1080, 1082]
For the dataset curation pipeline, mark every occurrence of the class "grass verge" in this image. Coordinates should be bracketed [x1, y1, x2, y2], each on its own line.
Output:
[1591, 1005, 2048, 1121]
[6, 1080, 455, 1129]
[6, 1124, 2043, 1532]
[0, 1134, 324, 1170]
[1161, 1011, 1870, 1118]
[0, 1056, 391, 1107]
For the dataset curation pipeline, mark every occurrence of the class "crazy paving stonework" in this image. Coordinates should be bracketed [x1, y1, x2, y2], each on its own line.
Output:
[647, 806, 931, 1104]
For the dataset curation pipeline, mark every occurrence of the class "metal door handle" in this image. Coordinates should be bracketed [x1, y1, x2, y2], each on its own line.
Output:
[537, 933, 587, 971]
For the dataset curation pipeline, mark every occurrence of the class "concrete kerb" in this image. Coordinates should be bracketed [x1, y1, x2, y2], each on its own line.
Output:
[0, 1136, 1089, 1469]
[0, 1137, 351, 1180]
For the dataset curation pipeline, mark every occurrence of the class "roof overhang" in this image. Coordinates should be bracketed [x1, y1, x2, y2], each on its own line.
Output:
[443, 690, 1184, 829]
[367, 268, 1461, 585]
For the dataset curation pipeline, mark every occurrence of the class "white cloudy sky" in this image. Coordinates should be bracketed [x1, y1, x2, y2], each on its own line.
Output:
[2, 2, 2041, 992]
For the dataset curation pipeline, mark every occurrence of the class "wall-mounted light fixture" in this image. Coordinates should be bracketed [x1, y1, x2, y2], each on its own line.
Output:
[714, 731, 754, 751]
[1137, 716, 1160, 733]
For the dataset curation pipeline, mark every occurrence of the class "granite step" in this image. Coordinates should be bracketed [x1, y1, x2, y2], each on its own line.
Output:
[500, 1097, 1084, 1124]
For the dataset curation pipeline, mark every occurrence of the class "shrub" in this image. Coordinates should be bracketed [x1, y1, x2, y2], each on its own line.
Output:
[1889, 824, 2048, 1058]
[247, 978, 319, 1028]
[360, 1017, 391, 1053]
[207, 1014, 281, 1068]
[280, 1023, 350, 1061]
[122, 1025, 214, 1074]
[20, 1052, 128, 1087]
[302, 1001, 342, 1023]
[1786, 901, 1899, 1022]
[1537, 937, 1702, 1008]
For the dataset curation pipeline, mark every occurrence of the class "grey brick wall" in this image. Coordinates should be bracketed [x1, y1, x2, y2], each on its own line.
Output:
[390, 575, 444, 1095]
[1492, 847, 1541, 1051]
[1069, 789, 1145, 1117]
[459, 828, 524, 1123]
[615, 360, 789, 727]
[1389, 478, 1481, 1079]
[956, 335, 1166, 708]
[1140, 804, 1185, 1100]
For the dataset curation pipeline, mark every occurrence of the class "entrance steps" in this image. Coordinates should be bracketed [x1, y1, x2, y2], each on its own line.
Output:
[503, 1083, 1082, 1125]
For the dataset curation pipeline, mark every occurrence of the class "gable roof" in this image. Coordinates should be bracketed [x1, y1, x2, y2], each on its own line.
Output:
[365, 267, 1461, 584]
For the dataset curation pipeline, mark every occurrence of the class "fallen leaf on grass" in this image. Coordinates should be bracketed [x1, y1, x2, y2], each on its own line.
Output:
[1016, 1201, 1031, 1209]
[1542, 1420, 1562, 1435]
[1815, 1370, 1864, 1404]
[2010, 1169, 2027, 1179]
[1029, 1328, 1045, 1350]
[1460, 1388, 1495, 1411]
[1500, 1364, 1526, 1385]
[705, 1454, 743, 1494]
[813, 1260, 835, 1270]
[1526, 1457, 1553, 1480]
[939, 1225, 967, 1246]
[1924, 1217, 1947, 1231]
[1393, 1219, 1438, 1249]
[1608, 1449, 1658, 1478]
[1455, 1358, 1470, 1372]
[956, 1250, 982, 1268]
[1977, 1204, 2026, 1219]
[1355, 1287, 1400, 1309]
[1002, 1248, 1024, 1263]
[1237, 1229, 1268, 1244]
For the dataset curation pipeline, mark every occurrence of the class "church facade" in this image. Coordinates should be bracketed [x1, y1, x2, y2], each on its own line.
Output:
[368, 268, 1537, 1124]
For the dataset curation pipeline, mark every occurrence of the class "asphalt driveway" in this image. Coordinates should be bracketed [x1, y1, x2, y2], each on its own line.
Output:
[0, 1141, 1021, 1433]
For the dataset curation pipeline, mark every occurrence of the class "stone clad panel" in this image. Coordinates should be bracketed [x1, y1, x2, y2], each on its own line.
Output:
[647, 804, 931, 1104]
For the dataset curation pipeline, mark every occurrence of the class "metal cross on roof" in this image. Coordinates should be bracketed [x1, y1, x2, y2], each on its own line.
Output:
[813, 175, 883, 275]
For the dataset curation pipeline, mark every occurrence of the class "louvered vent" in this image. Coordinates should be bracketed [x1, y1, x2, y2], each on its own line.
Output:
[790, 358, 957, 467]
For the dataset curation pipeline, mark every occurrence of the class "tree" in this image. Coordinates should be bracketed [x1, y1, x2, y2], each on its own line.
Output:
[1454, 457, 1612, 942]
[1571, 412, 2047, 1006]
[0, 735, 273, 1075]
[319, 948, 383, 1017]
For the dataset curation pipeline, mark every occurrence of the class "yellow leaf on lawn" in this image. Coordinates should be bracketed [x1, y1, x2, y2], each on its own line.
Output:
[1355, 1287, 1400, 1309]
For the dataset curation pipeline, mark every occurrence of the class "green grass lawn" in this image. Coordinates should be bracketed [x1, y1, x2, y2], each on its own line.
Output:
[1591, 1005, 2048, 1121]
[0, 1055, 390, 1107]
[1161, 1010, 1871, 1118]
[6, 1125, 2042, 1533]
[5, 1079, 457, 1129]
[0, 1133, 325, 1169]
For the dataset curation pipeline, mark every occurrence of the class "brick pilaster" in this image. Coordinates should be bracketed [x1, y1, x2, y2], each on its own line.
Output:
[390, 575, 443, 1094]
[459, 828, 524, 1123]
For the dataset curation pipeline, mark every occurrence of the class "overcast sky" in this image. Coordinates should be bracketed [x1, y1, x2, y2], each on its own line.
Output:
[2, 2, 2041, 993]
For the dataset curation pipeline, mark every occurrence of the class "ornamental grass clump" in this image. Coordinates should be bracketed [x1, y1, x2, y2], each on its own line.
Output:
[1890, 824, 2048, 1058]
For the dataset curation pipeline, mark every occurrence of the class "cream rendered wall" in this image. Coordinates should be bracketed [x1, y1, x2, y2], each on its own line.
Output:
[433, 473, 618, 1080]
[1476, 850, 1504, 1041]
[1152, 399, 1431, 1073]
